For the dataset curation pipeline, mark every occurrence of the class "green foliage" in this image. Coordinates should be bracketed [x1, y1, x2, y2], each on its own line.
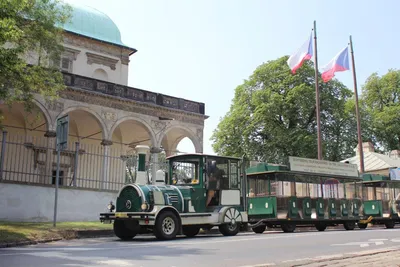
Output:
[361, 69, 400, 150]
[211, 56, 360, 164]
[0, 0, 72, 114]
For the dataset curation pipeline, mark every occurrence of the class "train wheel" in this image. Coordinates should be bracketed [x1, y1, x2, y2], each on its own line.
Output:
[384, 220, 395, 229]
[252, 225, 266, 234]
[183, 226, 200, 237]
[281, 223, 296, 233]
[113, 220, 137, 240]
[219, 207, 242, 236]
[315, 223, 327, 231]
[358, 223, 368, 229]
[344, 221, 356, 230]
[154, 211, 180, 240]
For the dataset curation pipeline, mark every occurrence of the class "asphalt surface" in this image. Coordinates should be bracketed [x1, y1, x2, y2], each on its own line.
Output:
[1, 228, 400, 267]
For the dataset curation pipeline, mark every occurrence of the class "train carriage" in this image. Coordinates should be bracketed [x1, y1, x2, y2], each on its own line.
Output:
[357, 174, 400, 229]
[246, 159, 363, 233]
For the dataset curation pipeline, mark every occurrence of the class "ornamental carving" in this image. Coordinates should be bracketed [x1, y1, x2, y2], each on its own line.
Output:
[44, 131, 57, 138]
[101, 139, 113, 146]
[102, 111, 117, 121]
[74, 77, 94, 90]
[151, 120, 167, 131]
[59, 89, 205, 126]
[162, 96, 179, 109]
[45, 100, 64, 112]
[97, 82, 107, 93]
[196, 128, 203, 139]
[86, 52, 119, 70]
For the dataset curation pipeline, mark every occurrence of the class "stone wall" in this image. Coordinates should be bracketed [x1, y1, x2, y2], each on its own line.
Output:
[0, 183, 117, 222]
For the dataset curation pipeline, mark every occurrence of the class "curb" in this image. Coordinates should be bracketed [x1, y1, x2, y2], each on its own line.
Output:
[0, 229, 115, 249]
[0, 238, 62, 248]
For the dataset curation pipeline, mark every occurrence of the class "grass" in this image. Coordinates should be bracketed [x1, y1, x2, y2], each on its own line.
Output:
[0, 221, 113, 244]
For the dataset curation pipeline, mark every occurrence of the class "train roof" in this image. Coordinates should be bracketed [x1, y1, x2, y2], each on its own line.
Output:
[246, 169, 363, 181]
[360, 179, 400, 187]
[166, 153, 242, 161]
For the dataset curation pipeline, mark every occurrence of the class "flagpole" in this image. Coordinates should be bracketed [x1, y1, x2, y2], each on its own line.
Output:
[313, 20, 323, 160]
[349, 35, 365, 173]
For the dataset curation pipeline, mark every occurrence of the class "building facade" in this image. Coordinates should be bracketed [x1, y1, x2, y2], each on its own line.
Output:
[0, 3, 207, 221]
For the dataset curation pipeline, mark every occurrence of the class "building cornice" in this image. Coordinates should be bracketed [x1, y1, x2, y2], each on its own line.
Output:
[63, 32, 132, 65]
[86, 52, 119, 70]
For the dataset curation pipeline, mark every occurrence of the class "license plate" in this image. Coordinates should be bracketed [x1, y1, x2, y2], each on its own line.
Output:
[115, 212, 128, 218]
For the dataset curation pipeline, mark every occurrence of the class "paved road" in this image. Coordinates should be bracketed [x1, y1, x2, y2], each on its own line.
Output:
[1, 228, 400, 267]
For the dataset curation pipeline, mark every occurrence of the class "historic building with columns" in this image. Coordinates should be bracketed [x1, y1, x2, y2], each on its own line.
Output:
[0, 3, 207, 221]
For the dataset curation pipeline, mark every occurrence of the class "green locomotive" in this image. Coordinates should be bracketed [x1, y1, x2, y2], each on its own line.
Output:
[100, 153, 249, 240]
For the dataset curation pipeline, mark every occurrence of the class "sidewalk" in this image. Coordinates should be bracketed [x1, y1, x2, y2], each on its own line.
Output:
[281, 247, 400, 267]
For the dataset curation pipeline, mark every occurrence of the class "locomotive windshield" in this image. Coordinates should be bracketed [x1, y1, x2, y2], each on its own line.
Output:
[170, 157, 200, 185]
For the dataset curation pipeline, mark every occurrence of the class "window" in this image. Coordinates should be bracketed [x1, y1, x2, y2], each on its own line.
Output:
[230, 161, 239, 189]
[51, 56, 72, 72]
[171, 159, 199, 185]
[205, 157, 228, 190]
[247, 173, 276, 197]
[52, 170, 64, 186]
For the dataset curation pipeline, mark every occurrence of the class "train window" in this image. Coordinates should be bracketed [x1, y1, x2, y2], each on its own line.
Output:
[355, 183, 363, 199]
[293, 174, 308, 197]
[247, 174, 276, 197]
[322, 178, 340, 199]
[171, 159, 199, 185]
[338, 182, 345, 198]
[205, 157, 230, 190]
[363, 186, 375, 201]
[229, 160, 239, 189]
[376, 187, 390, 201]
[345, 182, 356, 199]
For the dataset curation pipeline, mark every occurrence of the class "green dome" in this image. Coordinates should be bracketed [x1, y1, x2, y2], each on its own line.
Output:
[60, 3, 133, 50]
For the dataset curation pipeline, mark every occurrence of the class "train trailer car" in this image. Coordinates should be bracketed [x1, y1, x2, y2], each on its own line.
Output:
[357, 174, 400, 229]
[246, 156, 364, 233]
[99, 153, 249, 240]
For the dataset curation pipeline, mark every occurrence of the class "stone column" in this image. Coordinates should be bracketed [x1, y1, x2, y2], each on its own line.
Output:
[150, 146, 163, 185]
[101, 139, 113, 190]
[43, 131, 56, 184]
[151, 152, 158, 185]
[135, 145, 150, 185]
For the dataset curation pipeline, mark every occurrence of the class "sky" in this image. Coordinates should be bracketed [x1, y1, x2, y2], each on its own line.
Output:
[64, 0, 400, 155]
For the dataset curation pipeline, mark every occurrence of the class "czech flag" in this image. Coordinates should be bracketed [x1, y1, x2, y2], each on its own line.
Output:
[287, 33, 313, 74]
[321, 46, 350, 82]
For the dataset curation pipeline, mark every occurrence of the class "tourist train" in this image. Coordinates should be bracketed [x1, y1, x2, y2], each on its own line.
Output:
[99, 153, 400, 240]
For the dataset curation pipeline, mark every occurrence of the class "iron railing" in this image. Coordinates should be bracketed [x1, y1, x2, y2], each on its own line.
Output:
[0, 132, 168, 192]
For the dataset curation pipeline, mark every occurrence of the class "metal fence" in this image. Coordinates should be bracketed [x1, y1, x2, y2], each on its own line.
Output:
[0, 131, 168, 192]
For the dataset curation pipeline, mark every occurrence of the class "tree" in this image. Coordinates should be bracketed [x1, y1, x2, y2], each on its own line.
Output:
[361, 69, 400, 151]
[0, 0, 72, 118]
[211, 56, 361, 165]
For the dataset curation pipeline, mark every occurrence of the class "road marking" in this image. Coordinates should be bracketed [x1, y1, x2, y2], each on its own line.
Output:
[331, 237, 400, 248]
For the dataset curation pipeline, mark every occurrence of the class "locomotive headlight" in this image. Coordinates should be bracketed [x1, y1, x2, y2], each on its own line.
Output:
[141, 203, 148, 211]
[107, 201, 115, 212]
